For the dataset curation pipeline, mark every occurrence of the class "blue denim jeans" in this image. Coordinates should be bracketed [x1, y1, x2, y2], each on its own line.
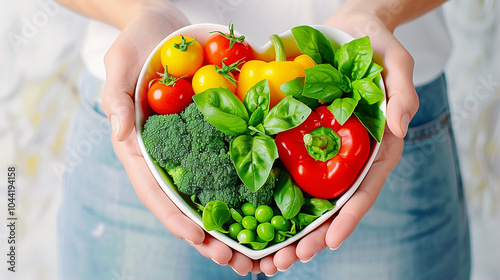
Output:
[57, 73, 470, 280]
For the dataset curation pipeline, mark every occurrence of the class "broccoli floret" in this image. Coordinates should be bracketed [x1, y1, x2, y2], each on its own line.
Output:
[142, 114, 191, 169]
[198, 184, 244, 209]
[142, 102, 278, 209]
[181, 103, 233, 153]
[142, 103, 240, 206]
[239, 169, 278, 208]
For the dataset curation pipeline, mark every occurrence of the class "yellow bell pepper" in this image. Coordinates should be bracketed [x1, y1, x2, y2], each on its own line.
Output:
[236, 35, 315, 108]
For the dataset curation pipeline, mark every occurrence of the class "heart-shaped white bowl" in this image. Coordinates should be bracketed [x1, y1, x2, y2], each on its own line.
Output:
[135, 23, 386, 260]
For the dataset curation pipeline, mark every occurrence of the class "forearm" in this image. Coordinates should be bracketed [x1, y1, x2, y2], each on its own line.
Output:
[340, 0, 447, 31]
[55, 0, 172, 29]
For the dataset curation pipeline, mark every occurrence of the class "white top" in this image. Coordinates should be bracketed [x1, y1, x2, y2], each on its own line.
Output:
[82, 0, 451, 86]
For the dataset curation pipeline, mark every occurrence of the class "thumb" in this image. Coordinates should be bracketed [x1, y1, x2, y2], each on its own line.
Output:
[101, 35, 142, 142]
[382, 40, 419, 138]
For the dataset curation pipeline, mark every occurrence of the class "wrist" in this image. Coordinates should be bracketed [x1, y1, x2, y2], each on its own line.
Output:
[339, 0, 400, 32]
[340, 0, 447, 32]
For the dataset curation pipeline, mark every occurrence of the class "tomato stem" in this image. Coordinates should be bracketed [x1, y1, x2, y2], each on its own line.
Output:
[174, 35, 197, 52]
[150, 66, 183, 88]
[269, 34, 286, 62]
[215, 58, 243, 87]
[209, 23, 245, 50]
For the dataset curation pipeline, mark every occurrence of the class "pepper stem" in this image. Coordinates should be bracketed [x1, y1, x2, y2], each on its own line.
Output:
[303, 134, 329, 150]
[303, 126, 341, 162]
[269, 34, 287, 62]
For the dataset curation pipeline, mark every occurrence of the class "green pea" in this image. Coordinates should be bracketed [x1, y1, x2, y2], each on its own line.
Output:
[271, 215, 291, 232]
[242, 216, 258, 231]
[256, 222, 275, 242]
[241, 202, 256, 216]
[255, 205, 274, 223]
[256, 235, 267, 243]
[228, 223, 243, 240]
[237, 229, 255, 243]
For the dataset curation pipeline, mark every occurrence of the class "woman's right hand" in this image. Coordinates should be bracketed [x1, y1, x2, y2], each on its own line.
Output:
[99, 2, 259, 276]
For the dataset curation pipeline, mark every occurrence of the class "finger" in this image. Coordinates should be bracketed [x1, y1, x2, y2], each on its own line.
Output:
[111, 133, 206, 245]
[260, 255, 277, 277]
[228, 251, 254, 276]
[273, 243, 298, 272]
[251, 260, 262, 275]
[101, 35, 142, 142]
[382, 39, 419, 138]
[191, 235, 233, 266]
[295, 218, 331, 262]
[325, 131, 403, 249]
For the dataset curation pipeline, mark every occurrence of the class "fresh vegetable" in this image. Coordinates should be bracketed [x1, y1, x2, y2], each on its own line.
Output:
[275, 106, 370, 199]
[291, 26, 385, 142]
[256, 223, 275, 242]
[202, 200, 230, 233]
[147, 66, 194, 115]
[192, 59, 240, 94]
[273, 170, 305, 219]
[238, 169, 277, 207]
[141, 25, 387, 251]
[236, 34, 314, 108]
[142, 103, 277, 208]
[254, 205, 273, 223]
[270, 215, 291, 232]
[193, 80, 310, 193]
[204, 23, 252, 67]
[160, 35, 204, 78]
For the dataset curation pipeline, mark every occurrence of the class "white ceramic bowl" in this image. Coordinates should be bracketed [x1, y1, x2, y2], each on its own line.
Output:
[135, 23, 386, 260]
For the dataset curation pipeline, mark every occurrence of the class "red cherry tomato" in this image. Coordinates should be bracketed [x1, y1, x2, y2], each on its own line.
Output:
[204, 24, 252, 67]
[147, 68, 194, 115]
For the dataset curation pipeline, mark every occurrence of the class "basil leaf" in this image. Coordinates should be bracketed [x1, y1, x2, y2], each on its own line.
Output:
[335, 36, 373, 80]
[230, 135, 278, 192]
[363, 61, 384, 80]
[248, 123, 266, 136]
[202, 200, 230, 233]
[303, 197, 334, 216]
[327, 97, 358, 125]
[302, 64, 346, 102]
[230, 208, 243, 224]
[291, 25, 335, 65]
[352, 78, 384, 105]
[274, 171, 304, 219]
[244, 79, 270, 126]
[354, 102, 386, 142]
[240, 241, 268, 250]
[262, 96, 311, 135]
[297, 213, 319, 227]
[193, 88, 249, 135]
[280, 77, 321, 109]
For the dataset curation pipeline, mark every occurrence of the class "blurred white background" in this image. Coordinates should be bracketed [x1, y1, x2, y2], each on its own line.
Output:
[0, 0, 498, 279]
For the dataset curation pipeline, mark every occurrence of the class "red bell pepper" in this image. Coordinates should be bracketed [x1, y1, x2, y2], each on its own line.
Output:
[275, 106, 371, 199]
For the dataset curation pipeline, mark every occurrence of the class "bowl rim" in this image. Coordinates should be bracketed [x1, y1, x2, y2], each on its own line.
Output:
[135, 23, 386, 260]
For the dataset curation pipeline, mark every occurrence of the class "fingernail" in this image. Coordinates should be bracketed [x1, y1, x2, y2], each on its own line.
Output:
[212, 258, 227, 266]
[329, 241, 343, 251]
[184, 238, 202, 246]
[277, 264, 292, 272]
[300, 254, 316, 263]
[265, 271, 277, 277]
[231, 267, 247, 276]
[401, 113, 410, 136]
[111, 115, 120, 138]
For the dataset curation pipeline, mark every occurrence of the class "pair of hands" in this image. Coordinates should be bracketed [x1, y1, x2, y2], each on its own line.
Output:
[101, 3, 419, 277]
